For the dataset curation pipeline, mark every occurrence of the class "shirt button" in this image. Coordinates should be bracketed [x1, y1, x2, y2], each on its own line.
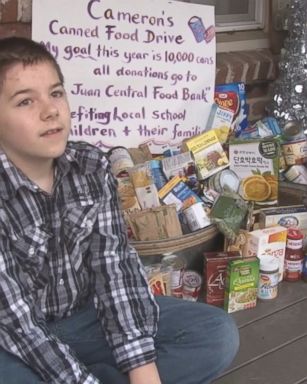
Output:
[86, 220, 93, 228]
[16, 328, 23, 334]
[33, 185, 39, 190]
[59, 278, 64, 285]
[29, 247, 35, 255]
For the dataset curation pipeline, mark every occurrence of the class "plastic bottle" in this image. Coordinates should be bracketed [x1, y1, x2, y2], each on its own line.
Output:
[284, 228, 304, 282]
[257, 256, 279, 300]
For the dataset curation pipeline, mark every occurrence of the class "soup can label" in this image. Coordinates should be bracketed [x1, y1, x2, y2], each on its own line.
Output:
[182, 270, 202, 301]
[108, 147, 134, 177]
[183, 202, 211, 232]
[161, 254, 186, 298]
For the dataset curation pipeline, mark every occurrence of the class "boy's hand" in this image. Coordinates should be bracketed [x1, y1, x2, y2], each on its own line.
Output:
[128, 362, 162, 384]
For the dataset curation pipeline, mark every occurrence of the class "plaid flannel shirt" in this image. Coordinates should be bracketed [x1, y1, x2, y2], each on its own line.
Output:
[0, 141, 158, 384]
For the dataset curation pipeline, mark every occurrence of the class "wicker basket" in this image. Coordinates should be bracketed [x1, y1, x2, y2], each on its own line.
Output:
[130, 182, 307, 263]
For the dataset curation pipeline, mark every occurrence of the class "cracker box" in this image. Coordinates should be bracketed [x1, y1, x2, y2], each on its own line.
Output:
[204, 251, 242, 307]
[224, 257, 259, 313]
[243, 226, 287, 282]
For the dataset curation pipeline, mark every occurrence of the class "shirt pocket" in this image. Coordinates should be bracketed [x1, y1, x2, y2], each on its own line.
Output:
[8, 225, 52, 276]
[62, 200, 100, 271]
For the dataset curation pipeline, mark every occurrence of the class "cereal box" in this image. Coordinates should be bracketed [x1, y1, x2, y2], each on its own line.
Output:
[224, 257, 259, 313]
[229, 137, 280, 207]
[243, 226, 287, 282]
[204, 251, 241, 307]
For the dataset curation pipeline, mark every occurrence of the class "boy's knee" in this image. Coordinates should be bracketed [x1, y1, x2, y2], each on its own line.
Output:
[214, 308, 240, 361]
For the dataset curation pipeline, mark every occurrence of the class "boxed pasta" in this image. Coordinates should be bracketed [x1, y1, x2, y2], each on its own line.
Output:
[224, 257, 259, 313]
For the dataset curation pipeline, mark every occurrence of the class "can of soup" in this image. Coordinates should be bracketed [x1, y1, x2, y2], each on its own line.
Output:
[182, 270, 202, 301]
[161, 254, 186, 298]
[108, 146, 134, 177]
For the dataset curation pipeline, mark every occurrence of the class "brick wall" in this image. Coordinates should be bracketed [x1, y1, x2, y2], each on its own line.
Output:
[0, 0, 278, 124]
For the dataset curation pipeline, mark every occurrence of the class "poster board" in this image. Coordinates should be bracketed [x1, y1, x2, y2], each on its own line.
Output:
[32, 0, 215, 152]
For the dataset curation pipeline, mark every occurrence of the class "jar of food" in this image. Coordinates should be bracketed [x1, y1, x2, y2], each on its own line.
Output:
[284, 228, 304, 282]
[257, 256, 279, 300]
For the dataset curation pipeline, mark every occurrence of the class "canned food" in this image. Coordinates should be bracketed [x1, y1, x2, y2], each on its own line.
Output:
[182, 270, 202, 301]
[161, 254, 186, 298]
[108, 146, 134, 177]
[282, 139, 307, 166]
[284, 165, 307, 185]
[183, 202, 211, 232]
[210, 169, 240, 193]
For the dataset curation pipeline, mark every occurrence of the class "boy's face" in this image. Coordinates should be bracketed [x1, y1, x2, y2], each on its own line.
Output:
[0, 60, 71, 169]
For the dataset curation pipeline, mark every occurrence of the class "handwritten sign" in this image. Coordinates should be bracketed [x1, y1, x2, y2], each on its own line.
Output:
[32, 0, 215, 152]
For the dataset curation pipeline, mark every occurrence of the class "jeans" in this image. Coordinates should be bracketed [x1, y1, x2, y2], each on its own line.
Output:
[0, 296, 239, 384]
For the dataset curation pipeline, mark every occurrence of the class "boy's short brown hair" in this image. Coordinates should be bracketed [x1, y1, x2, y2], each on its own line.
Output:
[0, 37, 64, 88]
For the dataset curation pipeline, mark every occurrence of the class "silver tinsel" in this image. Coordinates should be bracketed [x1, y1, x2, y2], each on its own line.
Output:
[270, 0, 307, 139]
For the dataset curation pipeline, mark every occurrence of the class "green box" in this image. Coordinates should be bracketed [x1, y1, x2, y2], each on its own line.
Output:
[224, 257, 260, 313]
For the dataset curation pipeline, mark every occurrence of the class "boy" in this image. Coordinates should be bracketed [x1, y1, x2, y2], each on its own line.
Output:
[0, 37, 239, 384]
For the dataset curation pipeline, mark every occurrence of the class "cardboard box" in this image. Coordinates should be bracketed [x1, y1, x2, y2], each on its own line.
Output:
[243, 226, 287, 282]
[204, 251, 242, 307]
[229, 138, 280, 207]
[224, 257, 259, 313]
[183, 130, 229, 180]
[259, 205, 307, 248]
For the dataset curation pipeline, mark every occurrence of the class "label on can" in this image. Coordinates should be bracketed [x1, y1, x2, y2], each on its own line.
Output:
[258, 271, 279, 300]
[183, 202, 211, 231]
[108, 147, 134, 177]
[257, 256, 279, 300]
[282, 140, 307, 166]
[161, 254, 186, 297]
[182, 270, 202, 301]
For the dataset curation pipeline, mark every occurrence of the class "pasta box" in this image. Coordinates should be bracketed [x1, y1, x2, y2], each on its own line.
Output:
[224, 257, 260, 313]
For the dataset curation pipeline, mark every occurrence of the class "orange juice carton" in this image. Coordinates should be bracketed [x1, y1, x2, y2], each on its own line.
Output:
[243, 226, 287, 282]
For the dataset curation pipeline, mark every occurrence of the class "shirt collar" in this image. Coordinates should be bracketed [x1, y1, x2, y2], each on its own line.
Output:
[0, 142, 104, 199]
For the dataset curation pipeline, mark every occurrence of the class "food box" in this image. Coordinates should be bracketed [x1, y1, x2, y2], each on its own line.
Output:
[203, 251, 241, 307]
[205, 104, 234, 144]
[214, 82, 249, 137]
[183, 130, 229, 180]
[229, 137, 280, 207]
[224, 257, 259, 313]
[258, 205, 307, 248]
[158, 175, 202, 212]
[243, 226, 287, 282]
